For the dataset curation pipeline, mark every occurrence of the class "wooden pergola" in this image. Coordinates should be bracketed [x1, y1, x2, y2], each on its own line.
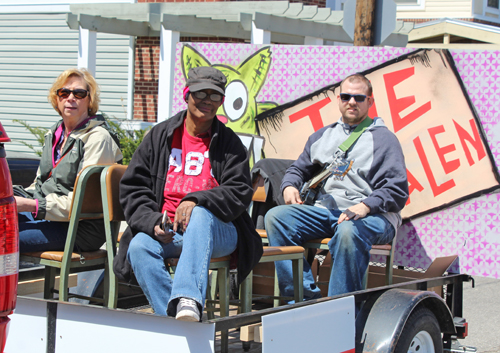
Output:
[67, 1, 413, 120]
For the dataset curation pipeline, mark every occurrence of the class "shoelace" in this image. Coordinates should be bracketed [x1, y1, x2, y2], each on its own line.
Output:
[178, 298, 196, 308]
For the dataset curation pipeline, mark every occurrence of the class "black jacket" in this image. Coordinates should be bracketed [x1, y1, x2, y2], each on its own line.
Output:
[113, 110, 263, 284]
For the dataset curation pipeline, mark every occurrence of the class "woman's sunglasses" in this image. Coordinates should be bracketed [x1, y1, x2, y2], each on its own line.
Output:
[56, 88, 89, 99]
[339, 93, 367, 103]
[192, 91, 223, 102]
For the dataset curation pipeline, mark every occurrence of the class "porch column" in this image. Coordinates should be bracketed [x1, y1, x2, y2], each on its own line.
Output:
[127, 36, 135, 121]
[157, 26, 180, 122]
[251, 22, 271, 44]
[77, 26, 97, 75]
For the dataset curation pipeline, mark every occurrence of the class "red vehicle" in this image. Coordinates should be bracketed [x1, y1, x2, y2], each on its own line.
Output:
[0, 122, 19, 352]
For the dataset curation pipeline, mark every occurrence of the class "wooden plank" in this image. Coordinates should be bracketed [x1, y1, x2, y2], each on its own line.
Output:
[18, 274, 78, 296]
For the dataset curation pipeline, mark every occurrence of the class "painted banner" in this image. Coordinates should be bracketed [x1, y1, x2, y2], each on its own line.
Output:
[256, 49, 500, 221]
[172, 43, 500, 279]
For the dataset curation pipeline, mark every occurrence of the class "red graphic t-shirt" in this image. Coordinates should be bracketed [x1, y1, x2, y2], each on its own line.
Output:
[162, 122, 219, 221]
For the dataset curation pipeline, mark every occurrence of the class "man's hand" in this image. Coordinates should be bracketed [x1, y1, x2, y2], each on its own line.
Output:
[283, 186, 303, 205]
[14, 196, 36, 213]
[174, 200, 197, 233]
[338, 202, 370, 224]
[154, 225, 175, 244]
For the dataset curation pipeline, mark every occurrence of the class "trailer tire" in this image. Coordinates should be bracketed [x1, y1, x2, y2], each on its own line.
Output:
[394, 306, 442, 353]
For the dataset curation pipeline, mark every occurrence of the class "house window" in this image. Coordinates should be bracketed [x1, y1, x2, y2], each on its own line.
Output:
[488, 0, 499, 9]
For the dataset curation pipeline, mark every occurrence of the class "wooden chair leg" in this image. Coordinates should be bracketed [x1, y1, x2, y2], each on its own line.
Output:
[59, 264, 71, 302]
[106, 223, 119, 309]
[239, 270, 253, 314]
[292, 258, 303, 303]
[206, 270, 217, 320]
[44, 266, 57, 299]
[239, 271, 253, 352]
[385, 251, 394, 285]
[107, 272, 118, 309]
[273, 267, 280, 307]
[218, 266, 230, 353]
[102, 261, 118, 308]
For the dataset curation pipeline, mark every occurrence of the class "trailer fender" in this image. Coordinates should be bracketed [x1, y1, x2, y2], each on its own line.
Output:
[355, 288, 455, 353]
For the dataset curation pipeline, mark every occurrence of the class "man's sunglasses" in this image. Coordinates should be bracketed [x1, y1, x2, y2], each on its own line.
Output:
[192, 91, 223, 102]
[340, 93, 368, 103]
[56, 88, 89, 99]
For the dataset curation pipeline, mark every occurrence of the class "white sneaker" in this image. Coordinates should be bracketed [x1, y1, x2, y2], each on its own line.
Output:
[175, 298, 200, 322]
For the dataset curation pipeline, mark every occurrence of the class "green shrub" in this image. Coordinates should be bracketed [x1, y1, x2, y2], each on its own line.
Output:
[103, 114, 150, 165]
[12, 119, 48, 156]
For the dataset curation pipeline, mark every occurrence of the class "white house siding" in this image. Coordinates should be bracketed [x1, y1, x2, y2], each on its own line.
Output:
[0, 12, 130, 155]
[398, 0, 473, 19]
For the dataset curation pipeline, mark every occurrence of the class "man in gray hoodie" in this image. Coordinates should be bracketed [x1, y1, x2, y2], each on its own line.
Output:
[265, 73, 409, 300]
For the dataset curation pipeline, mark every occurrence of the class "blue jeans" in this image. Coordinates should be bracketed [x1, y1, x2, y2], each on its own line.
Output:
[265, 204, 395, 299]
[18, 212, 69, 253]
[127, 206, 238, 317]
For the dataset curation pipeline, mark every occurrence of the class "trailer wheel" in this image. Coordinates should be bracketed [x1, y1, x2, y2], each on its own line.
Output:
[395, 307, 443, 353]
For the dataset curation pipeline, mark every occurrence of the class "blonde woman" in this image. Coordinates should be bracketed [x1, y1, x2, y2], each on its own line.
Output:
[14, 68, 122, 253]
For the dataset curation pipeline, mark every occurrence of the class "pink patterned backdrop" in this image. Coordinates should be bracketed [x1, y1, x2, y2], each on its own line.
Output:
[172, 43, 500, 279]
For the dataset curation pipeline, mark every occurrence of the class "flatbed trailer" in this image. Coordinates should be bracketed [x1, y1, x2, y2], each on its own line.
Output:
[6, 272, 474, 353]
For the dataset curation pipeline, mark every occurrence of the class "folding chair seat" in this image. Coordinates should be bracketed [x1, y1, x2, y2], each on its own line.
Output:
[20, 164, 118, 307]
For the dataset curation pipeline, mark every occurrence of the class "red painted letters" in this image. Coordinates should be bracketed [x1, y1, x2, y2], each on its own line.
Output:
[414, 136, 456, 197]
[405, 168, 424, 206]
[289, 97, 331, 132]
[428, 125, 460, 174]
[384, 67, 432, 133]
[453, 119, 486, 166]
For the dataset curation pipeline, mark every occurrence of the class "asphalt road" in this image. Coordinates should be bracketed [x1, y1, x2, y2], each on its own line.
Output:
[460, 276, 500, 353]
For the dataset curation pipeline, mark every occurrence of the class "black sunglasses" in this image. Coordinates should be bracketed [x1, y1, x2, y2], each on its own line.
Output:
[192, 91, 223, 102]
[340, 93, 367, 103]
[56, 88, 89, 99]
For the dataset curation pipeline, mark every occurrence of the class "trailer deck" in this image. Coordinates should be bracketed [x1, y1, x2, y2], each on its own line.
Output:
[12, 263, 472, 353]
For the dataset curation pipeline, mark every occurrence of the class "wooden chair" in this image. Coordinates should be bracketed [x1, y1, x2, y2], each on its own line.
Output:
[20, 164, 118, 307]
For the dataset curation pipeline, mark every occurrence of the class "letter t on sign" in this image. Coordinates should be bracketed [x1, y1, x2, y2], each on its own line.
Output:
[289, 97, 331, 132]
[384, 67, 432, 133]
